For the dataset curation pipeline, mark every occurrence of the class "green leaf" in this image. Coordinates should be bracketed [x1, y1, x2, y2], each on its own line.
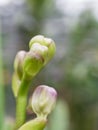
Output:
[49, 100, 70, 130]
[18, 117, 47, 130]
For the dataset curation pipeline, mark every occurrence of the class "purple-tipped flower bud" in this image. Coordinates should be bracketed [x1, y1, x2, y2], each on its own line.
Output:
[31, 85, 57, 118]
[14, 50, 26, 80]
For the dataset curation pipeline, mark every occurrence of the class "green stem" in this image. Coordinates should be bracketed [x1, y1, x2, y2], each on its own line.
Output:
[14, 74, 31, 129]
[0, 19, 5, 130]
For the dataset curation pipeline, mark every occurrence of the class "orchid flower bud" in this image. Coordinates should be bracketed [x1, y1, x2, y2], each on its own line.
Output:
[31, 85, 57, 118]
[29, 35, 44, 47]
[23, 51, 44, 79]
[30, 43, 48, 65]
[14, 51, 26, 80]
[29, 35, 56, 65]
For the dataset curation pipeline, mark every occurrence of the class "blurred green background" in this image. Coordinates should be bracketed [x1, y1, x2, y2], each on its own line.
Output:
[1, 0, 98, 130]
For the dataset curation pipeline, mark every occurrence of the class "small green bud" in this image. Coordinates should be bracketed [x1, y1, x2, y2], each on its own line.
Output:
[22, 35, 56, 79]
[18, 117, 47, 130]
[29, 35, 44, 47]
[30, 43, 49, 65]
[14, 51, 26, 80]
[23, 51, 44, 79]
[29, 35, 56, 64]
[31, 85, 57, 118]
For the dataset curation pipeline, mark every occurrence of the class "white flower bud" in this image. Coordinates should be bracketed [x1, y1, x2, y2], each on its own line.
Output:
[31, 85, 57, 118]
[14, 50, 26, 79]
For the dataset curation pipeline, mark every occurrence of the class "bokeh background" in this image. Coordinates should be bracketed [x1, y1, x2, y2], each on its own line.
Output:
[1, 0, 98, 130]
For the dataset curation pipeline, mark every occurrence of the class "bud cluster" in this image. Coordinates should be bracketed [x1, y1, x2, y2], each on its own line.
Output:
[12, 35, 56, 97]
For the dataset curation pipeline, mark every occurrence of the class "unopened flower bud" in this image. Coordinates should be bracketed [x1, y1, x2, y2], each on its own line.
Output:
[30, 43, 49, 65]
[23, 51, 44, 79]
[29, 35, 56, 65]
[31, 85, 57, 118]
[29, 35, 44, 47]
[43, 37, 56, 63]
[14, 51, 26, 80]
